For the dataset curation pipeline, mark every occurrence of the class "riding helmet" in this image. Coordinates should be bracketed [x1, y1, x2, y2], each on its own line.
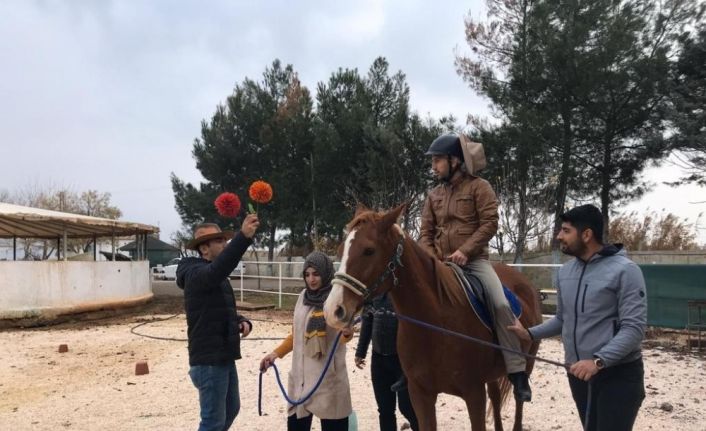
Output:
[425, 133, 464, 160]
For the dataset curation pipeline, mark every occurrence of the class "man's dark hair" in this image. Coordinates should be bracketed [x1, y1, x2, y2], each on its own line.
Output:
[559, 204, 604, 244]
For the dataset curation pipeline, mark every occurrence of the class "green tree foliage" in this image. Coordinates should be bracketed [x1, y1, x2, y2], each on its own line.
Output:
[172, 60, 315, 260]
[457, 0, 558, 261]
[313, 58, 444, 238]
[459, 0, 702, 250]
[173, 58, 443, 256]
[573, 0, 699, 241]
[668, 26, 706, 185]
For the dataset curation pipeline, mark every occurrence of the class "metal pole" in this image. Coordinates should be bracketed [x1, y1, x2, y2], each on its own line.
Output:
[57, 236, 61, 260]
[311, 152, 317, 246]
[240, 268, 244, 303]
[13, 237, 16, 261]
[63, 230, 67, 261]
[93, 235, 97, 261]
[278, 262, 283, 309]
[111, 232, 116, 261]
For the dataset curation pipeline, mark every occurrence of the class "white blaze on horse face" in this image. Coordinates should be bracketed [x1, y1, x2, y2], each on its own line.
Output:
[338, 228, 356, 275]
[323, 229, 357, 327]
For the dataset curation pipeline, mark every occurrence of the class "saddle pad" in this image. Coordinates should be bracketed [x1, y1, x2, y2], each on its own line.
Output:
[447, 263, 522, 331]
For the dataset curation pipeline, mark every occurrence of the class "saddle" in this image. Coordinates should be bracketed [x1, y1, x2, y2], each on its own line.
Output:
[446, 262, 522, 332]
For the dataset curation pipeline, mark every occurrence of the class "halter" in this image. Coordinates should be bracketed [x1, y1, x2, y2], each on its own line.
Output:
[332, 234, 404, 302]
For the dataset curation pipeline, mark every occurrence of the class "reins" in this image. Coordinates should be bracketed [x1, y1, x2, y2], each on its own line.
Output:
[340, 233, 570, 370]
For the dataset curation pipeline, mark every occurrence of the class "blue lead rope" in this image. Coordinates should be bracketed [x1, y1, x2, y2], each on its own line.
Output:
[258, 333, 340, 416]
[259, 307, 572, 418]
[258, 316, 360, 416]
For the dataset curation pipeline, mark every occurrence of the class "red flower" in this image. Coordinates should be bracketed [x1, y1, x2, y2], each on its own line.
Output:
[249, 181, 273, 204]
[214, 192, 241, 218]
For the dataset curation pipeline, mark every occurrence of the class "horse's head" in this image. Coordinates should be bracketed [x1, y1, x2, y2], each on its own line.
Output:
[323, 202, 407, 329]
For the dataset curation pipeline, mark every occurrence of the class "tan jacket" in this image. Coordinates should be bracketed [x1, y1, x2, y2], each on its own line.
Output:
[278, 291, 352, 420]
[419, 173, 499, 260]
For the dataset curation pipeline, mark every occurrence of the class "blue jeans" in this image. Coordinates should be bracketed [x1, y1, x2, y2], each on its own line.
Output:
[189, 363, 240, 431]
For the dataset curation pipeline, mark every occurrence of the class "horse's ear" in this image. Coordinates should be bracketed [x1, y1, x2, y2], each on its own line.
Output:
[354, 202, 372, 217]
[381, 202, 407, 230]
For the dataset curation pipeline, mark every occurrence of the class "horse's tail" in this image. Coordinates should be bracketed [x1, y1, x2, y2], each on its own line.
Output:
[486, 376, 512, 423]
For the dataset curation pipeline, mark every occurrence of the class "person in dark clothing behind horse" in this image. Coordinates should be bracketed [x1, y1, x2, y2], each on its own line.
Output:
[509, 204, 647, 430]
[354, 294, 419, 431]
[176, 214, 260, 431]
[419, 132, 532, 402]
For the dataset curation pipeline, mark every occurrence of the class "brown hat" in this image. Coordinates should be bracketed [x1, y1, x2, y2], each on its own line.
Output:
[186, 224, 234, 250]
[459, 134, 487, 175]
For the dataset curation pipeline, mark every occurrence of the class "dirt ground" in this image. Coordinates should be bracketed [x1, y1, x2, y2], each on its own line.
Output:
[1, 297, 705, 431]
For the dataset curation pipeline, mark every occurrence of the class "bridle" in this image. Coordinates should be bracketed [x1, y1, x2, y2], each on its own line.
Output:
[332, 234, 404, 303]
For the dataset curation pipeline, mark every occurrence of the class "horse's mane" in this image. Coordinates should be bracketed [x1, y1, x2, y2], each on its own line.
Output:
[345, 211, 380, 231]
[404, 238, 468, 307]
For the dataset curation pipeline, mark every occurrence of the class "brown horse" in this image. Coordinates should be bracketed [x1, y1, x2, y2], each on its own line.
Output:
[323, 203, 542, 431]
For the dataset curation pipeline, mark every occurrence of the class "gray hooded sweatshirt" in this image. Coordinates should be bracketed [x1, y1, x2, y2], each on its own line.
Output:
[529, 244, 647, 367]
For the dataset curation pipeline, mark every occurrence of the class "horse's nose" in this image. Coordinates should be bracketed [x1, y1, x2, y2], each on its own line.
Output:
[334, 305, 347, 322]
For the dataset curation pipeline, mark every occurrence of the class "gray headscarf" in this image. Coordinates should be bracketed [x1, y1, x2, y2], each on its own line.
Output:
[302, 251, 334, 306]
[302, 251, 335, 358]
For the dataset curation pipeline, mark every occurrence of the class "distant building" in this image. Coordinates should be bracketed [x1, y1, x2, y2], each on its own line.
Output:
[0, 202, 157, 324]
[120, 235, 180, 267]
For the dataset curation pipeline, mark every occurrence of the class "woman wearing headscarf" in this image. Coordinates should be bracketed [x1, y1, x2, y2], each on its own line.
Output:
[260, 251, 354, 431]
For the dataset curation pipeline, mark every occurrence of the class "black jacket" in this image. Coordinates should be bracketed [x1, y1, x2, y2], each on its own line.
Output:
[355, 295, 399, 358]
[176, 232, 252, 366]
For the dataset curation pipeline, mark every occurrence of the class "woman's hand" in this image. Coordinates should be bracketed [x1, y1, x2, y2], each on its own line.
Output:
[259, 352, 278, 372]
[341, 327, 354, 338]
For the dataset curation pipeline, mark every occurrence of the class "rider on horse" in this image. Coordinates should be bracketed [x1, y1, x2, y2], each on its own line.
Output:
[419, 132, 533, 403]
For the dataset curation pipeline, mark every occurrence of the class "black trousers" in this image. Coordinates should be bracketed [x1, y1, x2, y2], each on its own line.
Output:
[371, 352, 419, 431]
[287, 413, 348, 431]
[568, 358, 645, 431]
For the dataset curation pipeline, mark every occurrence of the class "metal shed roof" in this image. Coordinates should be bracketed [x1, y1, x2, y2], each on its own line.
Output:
[0, 202, 158, 239]
[120, 235, 179, 252]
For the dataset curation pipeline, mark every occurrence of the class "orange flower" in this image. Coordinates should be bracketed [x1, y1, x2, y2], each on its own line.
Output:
[249, 180, 273, 204]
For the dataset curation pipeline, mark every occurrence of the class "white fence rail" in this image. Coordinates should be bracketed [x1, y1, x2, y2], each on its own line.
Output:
[226, 260, 560, 309]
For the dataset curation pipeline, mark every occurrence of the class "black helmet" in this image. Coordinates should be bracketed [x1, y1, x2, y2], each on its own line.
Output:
[425, 133, 464, 160]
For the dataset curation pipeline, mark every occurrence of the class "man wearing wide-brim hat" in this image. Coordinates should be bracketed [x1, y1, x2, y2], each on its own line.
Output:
[177, 213, 259, 431]
[419, 132, 533, 403]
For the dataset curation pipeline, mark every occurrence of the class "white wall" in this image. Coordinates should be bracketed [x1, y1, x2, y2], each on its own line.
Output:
[0, 261, 152, 319]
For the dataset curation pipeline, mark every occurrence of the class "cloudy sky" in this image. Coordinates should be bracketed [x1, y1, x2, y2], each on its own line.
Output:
[1, 0, 704, 243]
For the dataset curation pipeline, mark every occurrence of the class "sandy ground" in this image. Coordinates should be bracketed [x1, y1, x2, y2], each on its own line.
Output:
[1, 299, 705, 431]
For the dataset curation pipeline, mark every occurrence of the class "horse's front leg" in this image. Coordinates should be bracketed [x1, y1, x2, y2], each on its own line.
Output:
[464, 382, 488, 431]
[407, 379, 438, 431]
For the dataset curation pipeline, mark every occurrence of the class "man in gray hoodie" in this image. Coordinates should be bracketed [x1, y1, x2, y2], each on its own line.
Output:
[509, 204, 647, 431]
